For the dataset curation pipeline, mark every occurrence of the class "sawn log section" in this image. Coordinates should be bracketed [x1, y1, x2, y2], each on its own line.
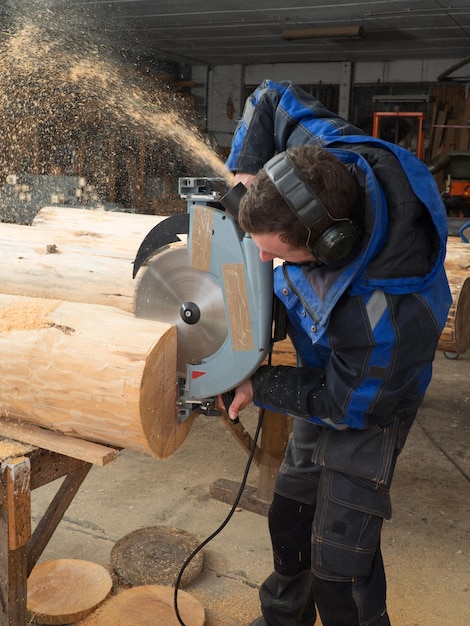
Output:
[0, 293, 192, 459]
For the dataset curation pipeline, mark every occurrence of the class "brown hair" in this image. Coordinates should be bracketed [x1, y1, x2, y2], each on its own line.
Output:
[238, 145, 361, 248]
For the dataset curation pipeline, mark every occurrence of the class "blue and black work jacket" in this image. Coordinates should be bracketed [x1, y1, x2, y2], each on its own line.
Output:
[226, 79, 452, 430]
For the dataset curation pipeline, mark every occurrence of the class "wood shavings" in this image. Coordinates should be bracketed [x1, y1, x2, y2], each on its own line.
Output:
[0, 297, 60, 333]
[0, 438, 35, 460]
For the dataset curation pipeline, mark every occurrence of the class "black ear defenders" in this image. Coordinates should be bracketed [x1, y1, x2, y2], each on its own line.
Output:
[264, 151, 362, 269]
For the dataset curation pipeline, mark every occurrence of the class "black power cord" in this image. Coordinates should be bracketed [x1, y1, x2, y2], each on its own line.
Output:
[173, 407, 265, 626]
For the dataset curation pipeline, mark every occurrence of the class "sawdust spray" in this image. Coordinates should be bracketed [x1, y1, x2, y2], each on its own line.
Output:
[0, 0, 235, 218]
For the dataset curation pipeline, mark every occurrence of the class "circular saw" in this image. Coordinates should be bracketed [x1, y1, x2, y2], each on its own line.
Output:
[132, 177, 274, 422]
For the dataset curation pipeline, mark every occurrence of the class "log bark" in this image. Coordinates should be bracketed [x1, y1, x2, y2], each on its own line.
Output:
[0, 294, 190, 459]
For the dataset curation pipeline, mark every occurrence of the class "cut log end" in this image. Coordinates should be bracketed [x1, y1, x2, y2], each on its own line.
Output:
[27, 559, 112, 625]
[79, 585, 205, 626]
[140, 324, 196, 459]
[438, 273, 470, 354]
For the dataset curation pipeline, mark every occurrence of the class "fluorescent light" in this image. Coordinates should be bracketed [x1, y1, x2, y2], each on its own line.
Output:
[282, 26, 364, 40]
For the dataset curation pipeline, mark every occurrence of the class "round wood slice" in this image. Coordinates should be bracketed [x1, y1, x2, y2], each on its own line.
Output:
[111, 526, 204, 588]
[27, 559, 112, 625]
[80, 585, 205, 626]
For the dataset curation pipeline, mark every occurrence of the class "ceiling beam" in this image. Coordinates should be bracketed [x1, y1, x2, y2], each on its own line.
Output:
[282, 26, 364, 41]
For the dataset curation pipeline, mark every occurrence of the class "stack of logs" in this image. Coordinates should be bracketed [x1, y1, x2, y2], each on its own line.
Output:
[0, 207, 468, 460]
[0, 208, 193, 460]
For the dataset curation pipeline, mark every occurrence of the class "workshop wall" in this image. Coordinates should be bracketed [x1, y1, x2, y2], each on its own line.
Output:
[193, 58, 470, 174]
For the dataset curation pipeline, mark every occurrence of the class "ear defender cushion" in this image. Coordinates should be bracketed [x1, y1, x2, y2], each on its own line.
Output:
[312, 221, 362, 269]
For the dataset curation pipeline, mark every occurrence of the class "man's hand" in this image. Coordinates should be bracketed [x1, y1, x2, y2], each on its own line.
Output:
[219, 379, 254, 421]
[235, 172, 256, 188]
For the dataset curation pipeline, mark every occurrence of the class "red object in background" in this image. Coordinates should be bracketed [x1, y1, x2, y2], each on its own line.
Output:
[448, 179, 470, 197]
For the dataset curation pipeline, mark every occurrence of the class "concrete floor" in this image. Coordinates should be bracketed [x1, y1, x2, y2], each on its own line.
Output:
[31, 350, 470, 626]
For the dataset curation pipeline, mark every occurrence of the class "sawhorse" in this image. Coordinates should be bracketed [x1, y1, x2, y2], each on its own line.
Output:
[0, 419, 116, 625]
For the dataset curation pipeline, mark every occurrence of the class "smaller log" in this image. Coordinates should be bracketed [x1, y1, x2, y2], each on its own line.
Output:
[438, 272, 470, 354]
[0, 223, 137, 311]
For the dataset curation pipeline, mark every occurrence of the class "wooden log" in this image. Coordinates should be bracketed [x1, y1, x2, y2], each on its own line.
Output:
[0, 211, 184, 313]
[0, 293, 192, 459]
[0, 221, 144, 260]
[445, 238, 470, 273]
[31, 206, 168, 239]
[0, 225, 137, 311]
[438, 272, 470, 354]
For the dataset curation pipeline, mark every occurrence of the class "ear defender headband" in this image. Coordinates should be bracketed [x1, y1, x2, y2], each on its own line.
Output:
[264, 151, 362, 269]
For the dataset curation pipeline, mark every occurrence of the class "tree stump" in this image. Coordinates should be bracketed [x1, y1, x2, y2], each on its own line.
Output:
[111, 526, 204, 589]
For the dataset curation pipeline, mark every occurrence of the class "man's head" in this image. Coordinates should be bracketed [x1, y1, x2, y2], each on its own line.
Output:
[238, 145, 362, 267]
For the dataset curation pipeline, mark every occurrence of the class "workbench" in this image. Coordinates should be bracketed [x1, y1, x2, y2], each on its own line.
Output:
[0, 418, 117, 626]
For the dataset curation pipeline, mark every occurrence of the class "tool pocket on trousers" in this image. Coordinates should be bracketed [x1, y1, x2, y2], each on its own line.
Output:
[312, 469, 391, 579]
[313, 415, 402, 486]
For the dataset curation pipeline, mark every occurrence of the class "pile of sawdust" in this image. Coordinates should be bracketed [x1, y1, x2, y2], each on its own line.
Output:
[0, 296, 59, 333]
[0, 439, 35, 460]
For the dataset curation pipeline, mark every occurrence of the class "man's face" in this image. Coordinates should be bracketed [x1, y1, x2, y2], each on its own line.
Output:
[251, 232, 315, 264]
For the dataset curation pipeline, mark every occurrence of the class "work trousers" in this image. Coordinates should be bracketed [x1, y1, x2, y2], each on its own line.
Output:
[258, 411, 417, 626]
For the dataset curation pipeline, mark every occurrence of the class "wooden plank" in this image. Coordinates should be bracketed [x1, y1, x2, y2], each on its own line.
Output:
[0, 418, 117, 466]
[209, 478, 270, 517]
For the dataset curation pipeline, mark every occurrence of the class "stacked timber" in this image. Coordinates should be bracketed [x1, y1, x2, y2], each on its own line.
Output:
[0, 207, 195, 460]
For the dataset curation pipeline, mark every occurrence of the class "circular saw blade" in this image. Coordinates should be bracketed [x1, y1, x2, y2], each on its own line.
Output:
[135, 243, 228, 377]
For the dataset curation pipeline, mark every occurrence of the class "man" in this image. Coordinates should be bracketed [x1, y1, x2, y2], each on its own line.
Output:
[223, 80, 452, 626]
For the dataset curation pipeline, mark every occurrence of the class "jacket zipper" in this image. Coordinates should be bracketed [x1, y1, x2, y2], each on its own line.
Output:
[282, 264, 320, 330]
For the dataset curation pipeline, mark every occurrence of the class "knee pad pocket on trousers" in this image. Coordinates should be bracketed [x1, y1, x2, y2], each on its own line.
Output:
[312, 469, 391, 579]
[269, 493, 316, 576]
